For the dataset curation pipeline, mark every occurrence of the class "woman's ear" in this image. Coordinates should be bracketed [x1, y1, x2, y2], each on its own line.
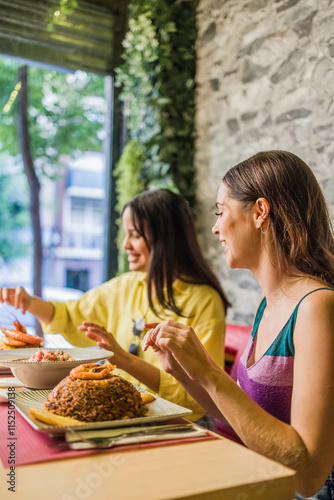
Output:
[254, 198, 270, 228]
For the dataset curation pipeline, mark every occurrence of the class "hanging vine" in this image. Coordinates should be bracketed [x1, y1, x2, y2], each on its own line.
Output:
[115, 0, 199, 208]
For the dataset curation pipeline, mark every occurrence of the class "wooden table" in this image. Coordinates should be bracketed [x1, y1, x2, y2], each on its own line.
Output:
[0, 429, 295, 500]
[0, 374, 295, 500]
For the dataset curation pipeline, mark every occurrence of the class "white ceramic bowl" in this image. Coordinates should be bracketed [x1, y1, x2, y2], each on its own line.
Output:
[0, 348, 113, 389]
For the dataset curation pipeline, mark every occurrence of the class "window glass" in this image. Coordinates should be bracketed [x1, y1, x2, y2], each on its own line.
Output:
[0, 58, 107, 300]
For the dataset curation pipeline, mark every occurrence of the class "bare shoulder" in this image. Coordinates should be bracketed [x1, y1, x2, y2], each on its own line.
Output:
[294, 285, 334, 350]
[298, 286, 334, 315]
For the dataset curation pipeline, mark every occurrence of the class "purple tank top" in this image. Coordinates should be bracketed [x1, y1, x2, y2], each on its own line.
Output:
[237, 288, 333, 424]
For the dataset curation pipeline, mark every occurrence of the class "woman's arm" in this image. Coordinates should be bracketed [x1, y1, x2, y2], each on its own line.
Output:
[287, 290, 334, 496]
[144, 295, 334, 498]
[212, 291, 334, 496]
[145, 321, 308, 464]
[0, 286, 55, 323]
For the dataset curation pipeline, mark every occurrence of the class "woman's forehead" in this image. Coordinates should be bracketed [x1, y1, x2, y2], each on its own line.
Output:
[122, 206, 132, 221]
[216, 182, 229, 205]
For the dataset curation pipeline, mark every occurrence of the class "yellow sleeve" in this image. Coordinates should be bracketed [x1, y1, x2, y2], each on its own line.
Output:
[40, 282, 112, 347]
[40, 272, 145, 347]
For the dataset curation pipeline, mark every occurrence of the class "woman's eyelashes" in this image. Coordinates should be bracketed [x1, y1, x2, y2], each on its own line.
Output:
[128, 230, 141, 239]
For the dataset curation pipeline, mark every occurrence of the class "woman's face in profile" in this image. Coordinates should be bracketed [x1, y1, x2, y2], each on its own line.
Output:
[212, 182, 260, 270]
[122, 207, 151, 273]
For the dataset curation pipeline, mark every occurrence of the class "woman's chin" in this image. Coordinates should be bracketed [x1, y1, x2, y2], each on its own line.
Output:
[225, 255, 237, 269]
[128, 261, 147, 273]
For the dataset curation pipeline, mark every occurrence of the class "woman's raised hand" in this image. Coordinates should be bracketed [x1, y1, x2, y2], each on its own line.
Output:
[142, 320, 215, 384]
[0, 286, 32, 314]
[78, 322, 127, 363]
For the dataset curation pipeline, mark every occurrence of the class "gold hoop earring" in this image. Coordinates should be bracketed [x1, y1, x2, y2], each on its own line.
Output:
[260, 219, 269, 251]
[260, 224, 268, 250]
[261, 224, 269, 235]
[260, 214, 270, 235]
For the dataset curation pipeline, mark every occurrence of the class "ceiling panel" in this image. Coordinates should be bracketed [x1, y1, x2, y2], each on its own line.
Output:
[0, 0, 128, 74]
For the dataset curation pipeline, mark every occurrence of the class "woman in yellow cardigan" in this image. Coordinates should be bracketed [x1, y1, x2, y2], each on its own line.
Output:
[0, 189, 230, 428]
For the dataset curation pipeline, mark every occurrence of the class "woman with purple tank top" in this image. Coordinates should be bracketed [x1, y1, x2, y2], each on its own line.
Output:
[142, 150, 334, 499]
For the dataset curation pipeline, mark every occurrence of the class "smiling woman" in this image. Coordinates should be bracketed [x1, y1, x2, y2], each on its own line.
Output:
[122, 206, 151, 273]
[0, 188, 230, 428]
[141, 151, 334, 499]
[212, 182, 267, 270]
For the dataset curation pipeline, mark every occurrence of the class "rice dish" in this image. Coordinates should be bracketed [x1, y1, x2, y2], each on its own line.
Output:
[43, 363, 147, 422]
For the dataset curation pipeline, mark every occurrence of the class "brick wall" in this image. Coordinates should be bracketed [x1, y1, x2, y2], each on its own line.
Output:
[195, 0, 334, 324]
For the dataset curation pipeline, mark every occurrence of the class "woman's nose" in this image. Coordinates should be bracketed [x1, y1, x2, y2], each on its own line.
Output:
[122, 235, 131, 249]
[212, 222, 218, 235]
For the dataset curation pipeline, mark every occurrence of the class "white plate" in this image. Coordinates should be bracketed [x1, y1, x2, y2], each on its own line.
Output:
[0, 348, 113, 389]
[13, 387, 192, 436]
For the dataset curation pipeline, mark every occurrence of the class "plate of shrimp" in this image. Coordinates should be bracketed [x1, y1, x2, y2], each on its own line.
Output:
[0, 319, 44, 373]
[0, 319, 43, 350]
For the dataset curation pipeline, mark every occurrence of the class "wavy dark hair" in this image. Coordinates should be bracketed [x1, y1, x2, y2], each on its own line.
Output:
[223, 150, 334, 286]
[123, 189, 230, 316]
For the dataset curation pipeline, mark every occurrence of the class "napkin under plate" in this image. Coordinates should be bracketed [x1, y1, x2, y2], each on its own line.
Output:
[64, 424, 207, 449]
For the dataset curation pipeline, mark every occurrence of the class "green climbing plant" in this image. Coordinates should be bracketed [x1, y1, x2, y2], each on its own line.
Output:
[115, 0, 199, 207]
[114, 140, 147, 274]
[113, 0, 199, 274]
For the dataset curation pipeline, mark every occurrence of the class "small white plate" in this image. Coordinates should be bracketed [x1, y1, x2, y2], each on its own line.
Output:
[0, 348, 113, 389]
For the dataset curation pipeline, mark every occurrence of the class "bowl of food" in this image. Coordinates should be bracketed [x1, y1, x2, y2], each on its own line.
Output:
[0, 347, 113, 389]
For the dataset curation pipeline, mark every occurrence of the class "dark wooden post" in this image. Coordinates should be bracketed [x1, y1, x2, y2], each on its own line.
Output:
[17, 65, 43, 336]
[103, 74, 126, 281]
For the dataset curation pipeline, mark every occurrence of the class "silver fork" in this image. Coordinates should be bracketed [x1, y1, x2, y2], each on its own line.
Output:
[50, 423, 196, 449]
[69, 423, 196, 448]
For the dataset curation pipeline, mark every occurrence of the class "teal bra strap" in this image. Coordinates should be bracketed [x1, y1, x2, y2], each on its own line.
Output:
[288, 285, 334, 335]
[280, 287, 334, 356]
[251, 286, 333, 346]
[251, 297, 266, 339]
[263, 287, 334, 357]
[291, 287, 334, 319]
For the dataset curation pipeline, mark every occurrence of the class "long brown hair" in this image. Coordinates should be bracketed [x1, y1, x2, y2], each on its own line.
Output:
[124, 189, 230, 316]
[223, 150, 334, 286]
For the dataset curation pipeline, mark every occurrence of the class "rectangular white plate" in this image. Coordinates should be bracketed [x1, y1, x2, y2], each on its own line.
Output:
[13, 387, 193, 436]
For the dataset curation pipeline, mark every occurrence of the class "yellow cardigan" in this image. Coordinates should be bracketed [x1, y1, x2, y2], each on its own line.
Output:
[42, 272, 226, 421]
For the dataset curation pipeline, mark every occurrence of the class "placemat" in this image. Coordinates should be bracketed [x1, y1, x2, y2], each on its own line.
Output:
[0, 404, 218, 467]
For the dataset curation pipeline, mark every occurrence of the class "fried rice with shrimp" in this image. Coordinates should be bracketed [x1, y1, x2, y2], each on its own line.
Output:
[43, 363, 148, 422]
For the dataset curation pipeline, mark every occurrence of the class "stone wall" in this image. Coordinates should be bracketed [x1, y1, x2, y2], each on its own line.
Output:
[195, 0, 334, 325]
